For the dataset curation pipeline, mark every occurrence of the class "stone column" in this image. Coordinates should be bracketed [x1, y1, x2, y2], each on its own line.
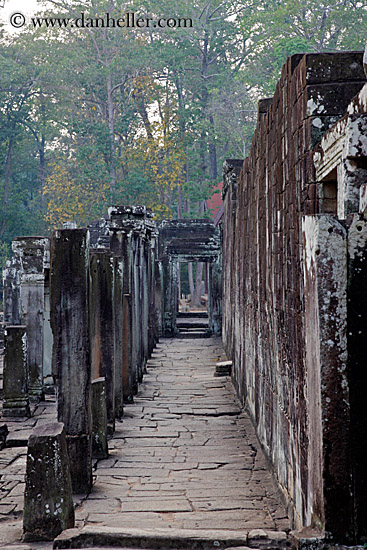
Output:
[89, 251, 116, 428]
[141, 236, 150, 369]
[12, 237, 49, 402]
[302, 214, 352, 540]
[131, 232, 142, 390]
[3, 325, 30, 418]
[208, 256, 222, 336]
[91, 377, 108, 459]
[110, 225, 134, 404]
[162, 258, 178, 337]
[23, 422, 74, 541]
[3, 256, 21, 325]
[50, 229, 92, 494]
[113, 256, 125, 416]
[147, 237, 157, 355]
[347, 215, 367, 539]
[43, 269, 54, 392]
[108, 205, 157, 401]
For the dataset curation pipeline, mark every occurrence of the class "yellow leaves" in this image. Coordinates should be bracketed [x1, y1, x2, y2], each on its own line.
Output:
[43, 159, 108, 230]
[121, 127, 186, 220]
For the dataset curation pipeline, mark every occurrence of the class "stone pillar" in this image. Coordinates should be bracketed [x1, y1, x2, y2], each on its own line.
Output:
[108, 205, 157, 400]
[302, 215, 352, 539]
[148, 237, 158, 355]
[154, 259, 163, 339]
[141, 237, 150, 369]
[347, 215, 367, 540]
[132, 232, 142, 389]
[208, 256, 222, 336]
[113, 256, 125, 415]
[162, 258, 178, 337]
[12, 237, 49, 402]
[50, 229, 92, 494]
[23, 422, 74, 541]
[110, 226, 134, 404]
[89, 251, 115, 428]
[3, 325, 30, 418]
[43, 269, 54, 392]
[91, 377, 108, 459]
[3, 256, 21, 325]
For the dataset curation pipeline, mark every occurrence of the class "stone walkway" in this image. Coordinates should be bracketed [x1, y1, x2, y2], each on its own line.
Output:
[59, 337, 290, 547]
[0, 337, 291, 549]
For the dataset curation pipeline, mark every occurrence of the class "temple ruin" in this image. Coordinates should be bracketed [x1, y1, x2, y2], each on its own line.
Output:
[1, 50, 367, 548]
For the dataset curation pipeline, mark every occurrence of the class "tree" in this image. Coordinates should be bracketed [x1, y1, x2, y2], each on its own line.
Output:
[241, 0, 367, 95]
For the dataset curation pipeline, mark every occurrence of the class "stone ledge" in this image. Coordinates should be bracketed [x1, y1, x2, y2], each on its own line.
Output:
[53, 526, 292, 550]
[54, 526, 248, 550]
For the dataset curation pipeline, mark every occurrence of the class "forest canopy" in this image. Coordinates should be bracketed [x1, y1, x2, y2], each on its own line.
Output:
[0, 0, 366, 258]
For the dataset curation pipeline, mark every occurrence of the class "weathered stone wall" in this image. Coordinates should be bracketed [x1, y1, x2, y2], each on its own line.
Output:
[221, 52, 366, 543]
[313, 82, 367, 542]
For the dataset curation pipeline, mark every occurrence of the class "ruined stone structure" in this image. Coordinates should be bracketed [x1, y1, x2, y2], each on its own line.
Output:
[221, 52, 367, 544]
[3, 237, 51, 400]
[3, 51, 367, 549]
[158, 219, 222, 336]
[2, 206, 161, 500]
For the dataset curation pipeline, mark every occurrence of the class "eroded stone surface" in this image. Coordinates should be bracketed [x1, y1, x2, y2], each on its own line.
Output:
[72, 337, 290, 536]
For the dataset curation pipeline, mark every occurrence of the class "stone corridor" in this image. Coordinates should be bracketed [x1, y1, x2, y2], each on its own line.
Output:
[0, 337, 290, 549]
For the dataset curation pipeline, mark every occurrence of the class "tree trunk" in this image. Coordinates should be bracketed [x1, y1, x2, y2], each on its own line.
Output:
[107, 73, 116, 201]
[0, 137, 13, 239]
[188, 262, 194, 298]
[209, 115, 217, 180]
[191, 262, 204, 307]
[39, 134, 46, 214]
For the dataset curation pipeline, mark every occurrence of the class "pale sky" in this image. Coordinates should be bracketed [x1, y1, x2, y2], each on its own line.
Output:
[0, 0, 49, 30]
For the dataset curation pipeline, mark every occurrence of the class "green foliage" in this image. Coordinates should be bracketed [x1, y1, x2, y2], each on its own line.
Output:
[0, 0, 366, 242]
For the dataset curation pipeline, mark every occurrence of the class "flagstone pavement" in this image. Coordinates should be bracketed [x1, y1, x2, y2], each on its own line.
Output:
[0, 336, 290, 549]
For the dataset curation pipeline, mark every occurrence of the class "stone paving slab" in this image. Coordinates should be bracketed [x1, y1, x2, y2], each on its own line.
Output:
[61, 337, 290, 547]
[0, 337, 290, 548]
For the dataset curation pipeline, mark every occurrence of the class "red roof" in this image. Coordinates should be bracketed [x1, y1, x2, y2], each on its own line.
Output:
[207, 181, 223, 218]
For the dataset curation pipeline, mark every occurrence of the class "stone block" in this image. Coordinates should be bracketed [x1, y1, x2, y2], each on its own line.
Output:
[89, 251, 115, 426]
[3, 326, 30, 418]
[50, 228, 92, 494]
[214, 361, 232, 377]
[3, 257, 21, 325]
[301, 51, 364, 85]
[23, 422, 74, 541]
[92, 377, 108, 460]
[0, 424, 8, 450]
[65, 434, 93, 495]
[13, 237, 50, 401]
[306, 82, 365, 118]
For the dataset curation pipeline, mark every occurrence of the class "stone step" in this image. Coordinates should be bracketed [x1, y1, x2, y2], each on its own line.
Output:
[177, 331, 211, 339]
[177, 312, 208, 318]
[53, 526, 292, 550]
[176, 322, 209, 329]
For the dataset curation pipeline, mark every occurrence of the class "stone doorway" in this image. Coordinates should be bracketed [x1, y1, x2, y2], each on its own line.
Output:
[158, 220, 222, 338]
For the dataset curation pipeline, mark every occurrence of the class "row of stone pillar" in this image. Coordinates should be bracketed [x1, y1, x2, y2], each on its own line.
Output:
[2, 206, 161, 497]
[51, 206, 160, 494]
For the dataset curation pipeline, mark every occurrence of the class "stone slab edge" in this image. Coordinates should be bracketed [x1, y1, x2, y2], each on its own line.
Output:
[288, 530, 364, 550]
[53, 527, 291, 550]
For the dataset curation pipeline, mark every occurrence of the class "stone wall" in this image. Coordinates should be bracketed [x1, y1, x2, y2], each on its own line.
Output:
[221, 52, 366, 543]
